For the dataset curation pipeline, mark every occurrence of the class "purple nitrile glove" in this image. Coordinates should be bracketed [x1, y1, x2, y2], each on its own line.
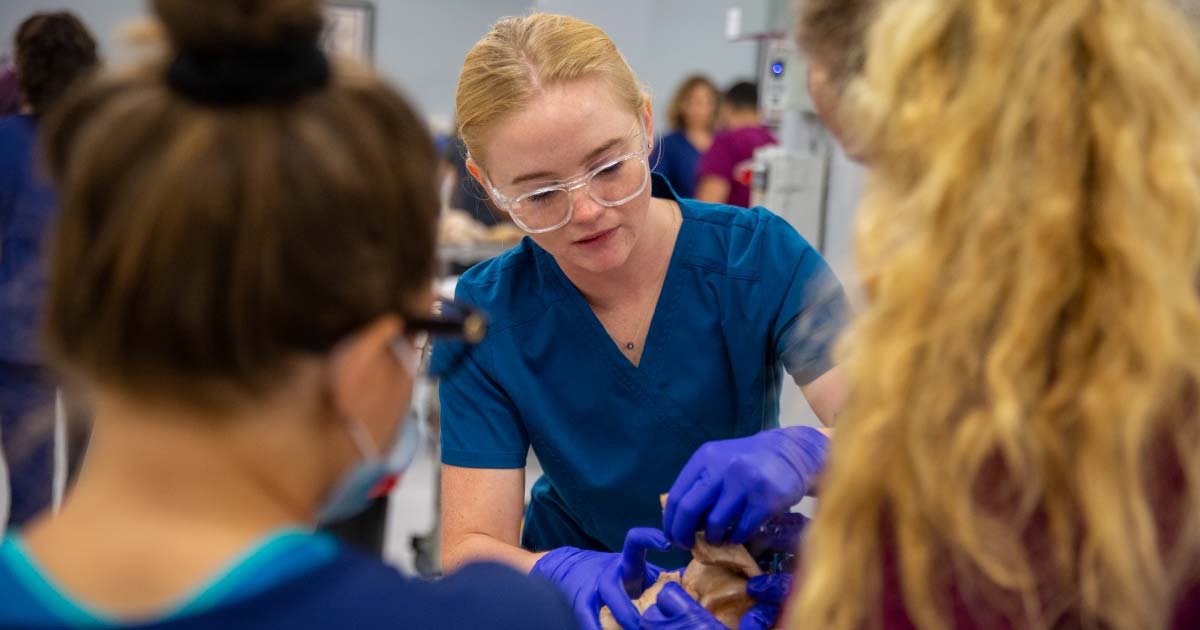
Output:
[531, 527, 672, 630]
[639, 582, 729, 630]
[663, 426, 829, 548]
[744, 513, 809, 560]
[737, 574, 794, 630]
[638, 574, 796, 630]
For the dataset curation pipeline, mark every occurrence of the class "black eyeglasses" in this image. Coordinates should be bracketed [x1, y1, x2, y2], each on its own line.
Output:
[404, 299, 488, 379]
[407, 299, 488, 344]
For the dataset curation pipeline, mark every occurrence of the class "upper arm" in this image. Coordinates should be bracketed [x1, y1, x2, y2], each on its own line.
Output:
[767, 218, 850, 397]
[799, 366, 847, 427]
[437, 562, 580, 630]
[694, 176, 730, 204]
[433, 285, 530, 469]
[441, 464, 526, 548]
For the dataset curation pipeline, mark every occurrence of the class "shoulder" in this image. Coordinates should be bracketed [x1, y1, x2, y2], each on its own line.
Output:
[153, 549, 574, 630]
[707, 129, 735, 148]
[422, 562, 576, 629]
[453, 238, 559, 333]
[358, 559, 575, 630]
[711, 127, 736, 141]
[0, 116, 35, 165]
[679, 199, 818, 278]
[0, 116, 34, 145]
[660, 131, 690, 149]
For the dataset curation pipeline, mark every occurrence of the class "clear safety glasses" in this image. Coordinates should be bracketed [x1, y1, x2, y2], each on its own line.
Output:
[485, 125, 651, 234]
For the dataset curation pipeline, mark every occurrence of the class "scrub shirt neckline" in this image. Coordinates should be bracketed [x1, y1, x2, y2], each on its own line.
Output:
[536, 180, 695, 384]
[0, 527, 335, 627]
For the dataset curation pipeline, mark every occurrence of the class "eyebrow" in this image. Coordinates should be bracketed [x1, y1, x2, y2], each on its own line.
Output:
[510, 135, 626, 186]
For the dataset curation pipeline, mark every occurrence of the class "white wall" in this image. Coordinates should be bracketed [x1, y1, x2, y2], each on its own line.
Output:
[535, 0, 759, 128]
[0, 0, 146, 64]
[2, 1, 758, 127]
[372, 0, 532, 131]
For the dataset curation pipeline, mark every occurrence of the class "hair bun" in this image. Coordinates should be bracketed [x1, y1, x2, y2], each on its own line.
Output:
[154, 0, 329, 106]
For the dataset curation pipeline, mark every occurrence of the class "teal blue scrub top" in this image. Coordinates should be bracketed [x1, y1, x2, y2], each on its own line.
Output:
[432, 175, 847, 568]
[0, 529, 338, 627]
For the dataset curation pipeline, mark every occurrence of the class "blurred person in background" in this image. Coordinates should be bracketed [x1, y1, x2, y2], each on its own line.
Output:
[0, 0, 576, 628]
[0, 58, 20, 118]
[784, 0, 1200, 628]
[694, 81, 777, 208]
[0, 11, 97, 530]
[650, 75, 718, 199]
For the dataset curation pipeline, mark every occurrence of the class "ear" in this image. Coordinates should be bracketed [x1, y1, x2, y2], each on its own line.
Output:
[465, 157, 485, 187]
[642, 97, 655, 151]
[327, 316, 403, 425]
[465, 157, 507, 213]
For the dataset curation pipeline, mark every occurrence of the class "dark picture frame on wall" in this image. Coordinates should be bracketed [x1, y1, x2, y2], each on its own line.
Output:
[322, 1, 376, 63]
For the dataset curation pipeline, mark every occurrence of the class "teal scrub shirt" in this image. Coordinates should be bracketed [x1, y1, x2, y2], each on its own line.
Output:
[432, 175, 847, 568]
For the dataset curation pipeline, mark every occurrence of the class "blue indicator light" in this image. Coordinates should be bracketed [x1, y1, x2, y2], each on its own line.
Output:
[771, 62, 784, 76]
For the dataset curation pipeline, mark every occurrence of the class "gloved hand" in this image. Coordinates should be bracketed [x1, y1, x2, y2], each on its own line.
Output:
[638, 575, 795, 630]
[639, 582, 729, 630]
[663, 426, 828, 548]
[738, 574, 794, 630]
[530, 527, 672, 630]
[744, 513, 809, 560]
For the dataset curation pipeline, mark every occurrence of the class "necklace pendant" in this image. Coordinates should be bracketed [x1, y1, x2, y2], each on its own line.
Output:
[626, 342, 635, 350]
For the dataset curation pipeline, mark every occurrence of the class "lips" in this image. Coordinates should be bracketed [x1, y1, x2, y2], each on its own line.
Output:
[574, 227, 618, 245]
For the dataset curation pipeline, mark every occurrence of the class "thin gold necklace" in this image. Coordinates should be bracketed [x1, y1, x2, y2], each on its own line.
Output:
[624, 203, 681, 352]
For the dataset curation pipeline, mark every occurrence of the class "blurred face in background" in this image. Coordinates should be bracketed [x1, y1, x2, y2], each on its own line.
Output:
[682, 82, 717, 132]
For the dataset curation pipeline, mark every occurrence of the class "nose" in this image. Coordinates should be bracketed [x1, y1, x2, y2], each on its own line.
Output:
[569, 186, 604, 225]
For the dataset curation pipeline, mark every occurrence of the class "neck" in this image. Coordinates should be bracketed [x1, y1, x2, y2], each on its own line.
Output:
[562, 197, 680, 309]
[42, 386, 330, 541]
[684, 126, 713, 147]
[726, 110, 761, 129]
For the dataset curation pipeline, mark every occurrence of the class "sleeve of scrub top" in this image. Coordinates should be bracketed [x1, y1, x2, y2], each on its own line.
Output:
[766, 215, 850, 386]
[433, 288, 531, 469]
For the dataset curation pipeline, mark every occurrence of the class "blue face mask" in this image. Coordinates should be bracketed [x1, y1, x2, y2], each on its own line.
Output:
[316, 341, 428, 525]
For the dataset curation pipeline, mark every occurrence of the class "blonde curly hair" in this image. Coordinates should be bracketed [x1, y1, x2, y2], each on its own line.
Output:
[792, 0, 1200, 628]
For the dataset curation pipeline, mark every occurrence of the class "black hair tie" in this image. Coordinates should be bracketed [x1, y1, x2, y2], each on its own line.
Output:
[167, 40, 330, 106]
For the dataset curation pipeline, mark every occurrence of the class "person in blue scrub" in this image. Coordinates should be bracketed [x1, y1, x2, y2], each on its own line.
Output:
[0, 1, 576, 628]
[0, 11, 97, 530]
[436, 13, 848, 630]
[650, 75, 719, 199]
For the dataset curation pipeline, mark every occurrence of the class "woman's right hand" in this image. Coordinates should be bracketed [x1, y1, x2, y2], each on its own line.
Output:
[663, 426, 829, 549]
[530, 527, 672, 630]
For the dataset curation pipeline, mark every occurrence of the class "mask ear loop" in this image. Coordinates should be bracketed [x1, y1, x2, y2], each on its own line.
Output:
[344, 415, 383, 461]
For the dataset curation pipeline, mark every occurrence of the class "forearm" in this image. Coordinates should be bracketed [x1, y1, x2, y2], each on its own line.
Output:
[442, 530, 546, 574]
